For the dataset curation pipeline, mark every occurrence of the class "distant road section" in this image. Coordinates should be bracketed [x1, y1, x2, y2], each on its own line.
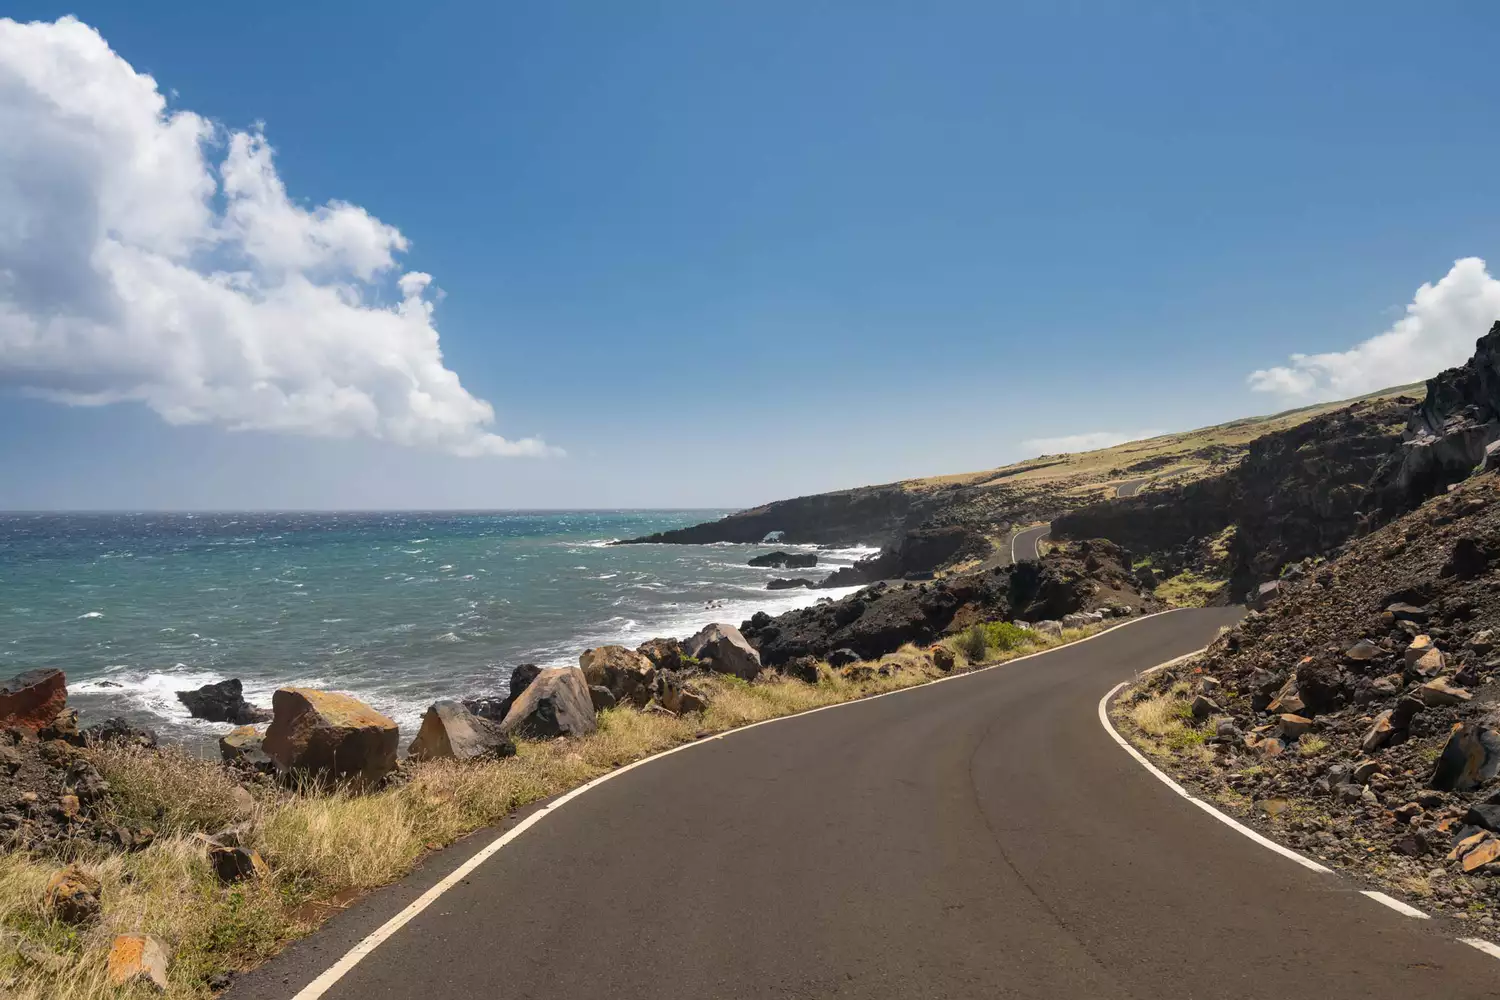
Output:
[1008, 524, 1051, 564]
[1114, 477, 1150, 498]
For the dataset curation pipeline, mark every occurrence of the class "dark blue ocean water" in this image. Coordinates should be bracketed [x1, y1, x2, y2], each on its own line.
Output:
[0, 511, 869, 741]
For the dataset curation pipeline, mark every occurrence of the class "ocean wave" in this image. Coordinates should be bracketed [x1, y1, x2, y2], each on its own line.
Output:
[76, 611, 104, 620]
[71, 667, 226, 726]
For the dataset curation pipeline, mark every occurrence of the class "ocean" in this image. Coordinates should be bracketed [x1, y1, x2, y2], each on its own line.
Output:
[0, 511, 870, 743]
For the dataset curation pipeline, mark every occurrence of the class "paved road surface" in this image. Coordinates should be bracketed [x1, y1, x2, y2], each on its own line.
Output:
[1006, 523, 1050, 564]
[1115, 477, 1150, 498]
[235, 608, 1500, 1000]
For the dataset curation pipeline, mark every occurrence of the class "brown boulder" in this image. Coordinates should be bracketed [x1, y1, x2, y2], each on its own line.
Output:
[684, 623, 763, 681]
[932, 646, 956, 672]
[107, 934, 169, 991]
[1430, 718, 1500, 792]
[262, 688, 399, 787]
[408, 700, 516, 762]
[637, 638, 688, 672]
[780, 655, 820, 684]
[44, 865, 101, 925]
[0, 669, 67, 731]
[499, 666, 597, 739]
[579, 646, 656, 706]
[208, 843, 269, 883]
[1362, 710, 1397, 753]
[1277, 714, 1314, 740]
[1266, 677, 1305, 715]
[1419, 677, 1473, 707]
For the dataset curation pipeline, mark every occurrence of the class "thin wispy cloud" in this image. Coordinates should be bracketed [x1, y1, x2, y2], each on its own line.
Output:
[0, 16, 555, 458]
[1247, 257, 1500, 401]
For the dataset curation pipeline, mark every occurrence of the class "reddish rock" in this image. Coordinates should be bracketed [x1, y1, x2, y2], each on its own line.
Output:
[263, 688, 399, 787]
[107, 934, 169, 991]
[44, 865, 101, 925]
[0, 669, 67, 731]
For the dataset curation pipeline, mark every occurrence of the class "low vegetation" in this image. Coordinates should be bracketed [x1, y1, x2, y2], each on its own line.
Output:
[1154, 570, 1227, 608]
[1, 624, 1102, 999]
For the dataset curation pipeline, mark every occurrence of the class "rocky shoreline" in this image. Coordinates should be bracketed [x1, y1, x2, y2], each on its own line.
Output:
[0, 514, 1161, 995]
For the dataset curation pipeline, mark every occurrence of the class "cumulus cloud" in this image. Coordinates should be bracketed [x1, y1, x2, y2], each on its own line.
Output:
[0, 16, 555, 457]
[1021, 430, 1161, 455]
[1247, 257, 1500, 402]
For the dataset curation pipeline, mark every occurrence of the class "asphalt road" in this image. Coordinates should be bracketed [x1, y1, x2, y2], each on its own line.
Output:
[1115, 477, 1149, 498]
[238, 608, 1500, 1000]
[1007, 523, 1051, 564]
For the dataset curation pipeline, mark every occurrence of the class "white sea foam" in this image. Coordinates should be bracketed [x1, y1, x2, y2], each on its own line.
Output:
[72, 667, 226, 727]
[77, 611, 103, 619]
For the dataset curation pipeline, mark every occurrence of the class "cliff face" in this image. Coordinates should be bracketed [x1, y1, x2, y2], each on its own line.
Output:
[615, 486, 915, 547]
[1373, 320, 1500, 514]
[1054, 397, 1415, 592]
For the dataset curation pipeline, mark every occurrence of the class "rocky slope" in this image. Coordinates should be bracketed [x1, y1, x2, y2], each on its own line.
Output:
[619, 382, 1427, 588]
[741, 538, 1155, 665]
[1126, 471, 1500, 925]
[1054, 396, 1414, 595]
[1060, 323, 1500, 602]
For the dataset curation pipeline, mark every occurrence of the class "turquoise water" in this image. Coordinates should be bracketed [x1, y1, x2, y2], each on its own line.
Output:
[0, 511, 869, 741]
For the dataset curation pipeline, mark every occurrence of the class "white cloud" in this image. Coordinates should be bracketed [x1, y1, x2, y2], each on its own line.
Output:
[0, 16, 555, 458]
[1247, 257, 1500, 402]
[1021, 430, 1162, 455]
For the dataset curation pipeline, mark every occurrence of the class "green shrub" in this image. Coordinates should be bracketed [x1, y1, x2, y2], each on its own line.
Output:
[982, 621, 1037, 652]
[953, 620, 1038, 663]
[954, 624, 988, 662]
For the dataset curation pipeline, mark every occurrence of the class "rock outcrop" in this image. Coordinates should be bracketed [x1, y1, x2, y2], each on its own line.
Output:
[107, 934, 169, 991]
[498, 666, 597, 739]
[683, 624, 763, 680]
[262, 689, 399, 787]
[579, 646, 657, 706]
[1054, 397, 1415, 593]
[175, 679, 271, 725]
[408, 700, 517, 762]
[748, 551, 818, 569]
[1374, 320, 1500, 514]
[0, 669, 67, 731]
[767, 578, 815, 590]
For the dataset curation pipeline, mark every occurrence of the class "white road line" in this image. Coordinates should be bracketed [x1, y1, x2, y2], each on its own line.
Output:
[1096, 676, 1333, 875]
[1361, 891, 1430, 919]
[1461, 937, 1500, 961]
[290, 608, 1193, 999]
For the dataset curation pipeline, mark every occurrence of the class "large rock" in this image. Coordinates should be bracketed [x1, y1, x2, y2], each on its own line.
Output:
[684, 623, 763, 680]
[408, 700, 517, 762]
[262, 689, 399, 787]
[748, 550, 817, 569]
[579, 646, 656, 705]
[767, 578, 816, 590]
[208, 843, 269, 883]
[44, 865, 101, 925]
[1429, 718, 1500, 792]
[218, 725, 274, 773]
[780, 656, 821, 684]
[464, 664, 542, 724]
[175, 679, 271, 725]
[499, 666, 597, 739]
[1419, 677, 1473, 707]
[0, 669, 67, 731]
[107, 934, 170, 991]
[637, 638, 687, 672]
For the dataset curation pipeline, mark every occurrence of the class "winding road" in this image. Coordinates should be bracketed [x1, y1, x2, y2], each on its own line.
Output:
[232, 608, 1500, 1000]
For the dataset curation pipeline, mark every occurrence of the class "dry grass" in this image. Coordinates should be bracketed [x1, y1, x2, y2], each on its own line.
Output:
[1155, 570, 1228, 608]
[0, 623, 1107, 999]
[905, 382, 1425, 492]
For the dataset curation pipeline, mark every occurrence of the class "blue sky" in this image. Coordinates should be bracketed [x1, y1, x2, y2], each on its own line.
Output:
[3, 2, 1499, 510]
